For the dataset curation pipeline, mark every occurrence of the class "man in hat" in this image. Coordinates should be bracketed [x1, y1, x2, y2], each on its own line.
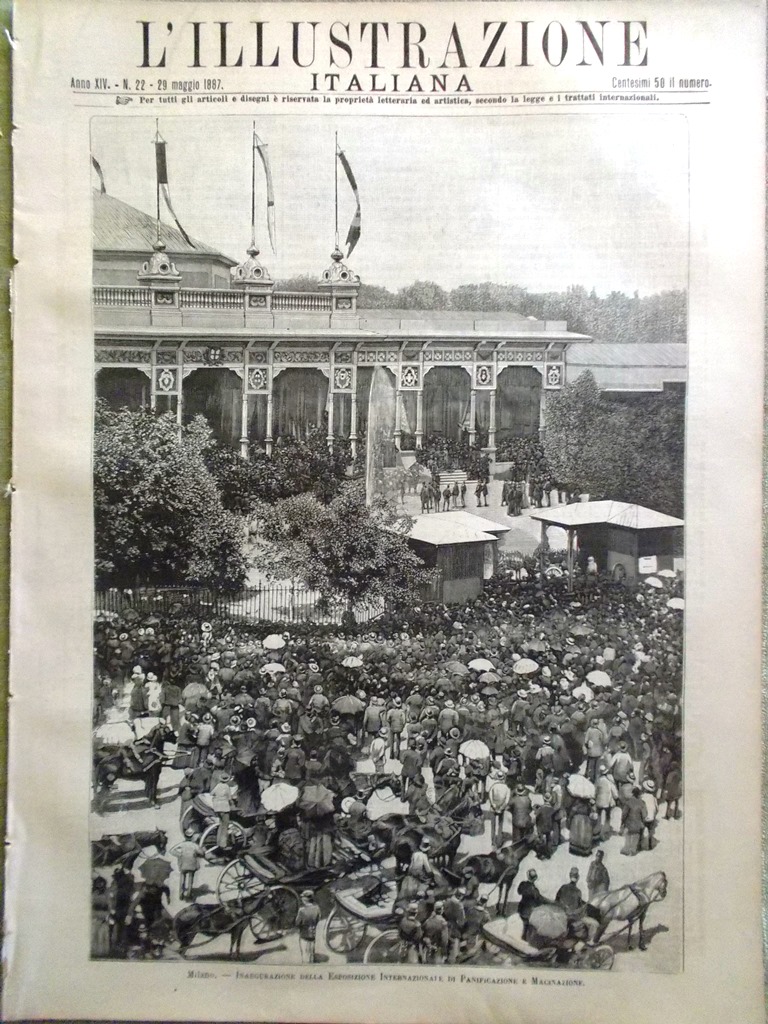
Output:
[462, 894, 491, 956]
[210, 772, 236, 851]
[442, 888, 466, 964]
[369, 726, 389, 773]
[386, 697, 406, 760]
[621, 786, 646, 856]
[610, 741, 635, 807]
[400, 738, 423, 799]
[517, 869, 543, 941]
[397, 903, 423, 964]
[587, 849, 610, 901]
[437, 699, 459, 737]
[422, 900, 450, 963]
[641, 779, 659, 850]
[510, 782, 533, 844]
[170, 828, 208, 901]
[406, 837, 438, 888]
[295, 890, 321, 964]
[582, 717, 606, 784]
[487, 765, 512, 846]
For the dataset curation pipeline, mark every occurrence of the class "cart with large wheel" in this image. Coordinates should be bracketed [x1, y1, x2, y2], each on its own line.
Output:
[482, 905, 615, 970]
[180, 793, 252, 854]
[321, 870, 400, 957]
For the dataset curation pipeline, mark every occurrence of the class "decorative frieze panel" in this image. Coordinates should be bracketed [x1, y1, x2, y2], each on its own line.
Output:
[155, 367, 179, 394]
[248, 351, 268, 365]
[399, 365, 421, 390]
[184, 347, 244, 365]
[357, 350, 398, 365]
[247, 368, 269, 393]
[544, 363, 564, 389]
[498, 349, 545, 362]
[275, 350, 331, 364]
[423, 348, 474, 363]
[96, 348, 152, 364]
[333, 367, 353, 392]
[474, 363, 495, 389]
[156, 350, 178, 365]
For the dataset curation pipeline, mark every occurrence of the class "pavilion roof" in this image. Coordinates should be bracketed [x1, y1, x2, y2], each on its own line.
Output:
[530, 501, 684, 531]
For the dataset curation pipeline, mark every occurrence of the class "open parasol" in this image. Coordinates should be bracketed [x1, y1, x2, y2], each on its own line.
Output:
[298, 783, 336, 819]
[468, 658, 494, 673]
[644, 577, 663, 589]
[572, 682, 594, 703]
[569, 623, 594, 637]
[138, 856, 173, 885]
[93, 720, 135, 746]
[261, 662, 286, 675]
[332, 694, 365, 715]
[657, 569, 677, 578]
[481, 684, 499, 697]
[444, 660, 470, 676]
[528, 903, 569, 941]
[586, 670, 612, 689]
[260, 781, 299, 813]
[478, 671, 500, 684]
[667, 597, 685, 610]
[513, 658, 539, 676]
[567, 774, 596, 799]
[459, 739, 490, 759]
[182, 681, 209, 699]
[342, 655, 364, 669]
[525, 639, 548, 654]
[262, 633, 286, 651]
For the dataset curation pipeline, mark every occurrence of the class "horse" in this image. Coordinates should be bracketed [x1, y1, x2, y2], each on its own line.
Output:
[91, 829, 168, 868]
[460, 831, 544, 915]
[588, 871, 668, 951]
[174, 895, 263, 959]
[93, 721, 175, 809]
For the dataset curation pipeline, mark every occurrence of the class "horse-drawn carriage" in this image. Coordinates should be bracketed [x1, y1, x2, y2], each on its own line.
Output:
[92, 719, 176, 809]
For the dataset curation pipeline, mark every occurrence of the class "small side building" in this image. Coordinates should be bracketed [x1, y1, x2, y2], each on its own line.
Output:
[531, 501, 684, 580]
[407, 512, 509, 603]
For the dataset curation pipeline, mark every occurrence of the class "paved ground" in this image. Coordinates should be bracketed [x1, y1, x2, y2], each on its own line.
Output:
[93, 710, 681, 972]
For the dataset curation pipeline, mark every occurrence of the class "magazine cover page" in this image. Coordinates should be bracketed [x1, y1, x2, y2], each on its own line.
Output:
[5, 1, 765, 1021]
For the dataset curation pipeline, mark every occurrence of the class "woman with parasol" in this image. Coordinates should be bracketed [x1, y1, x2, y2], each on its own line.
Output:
[566, 773, 597, 856]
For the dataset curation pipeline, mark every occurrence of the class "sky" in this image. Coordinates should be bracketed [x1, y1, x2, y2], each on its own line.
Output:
[91, 113, 689, 296]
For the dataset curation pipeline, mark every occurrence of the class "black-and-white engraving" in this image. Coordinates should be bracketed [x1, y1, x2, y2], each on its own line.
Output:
[90, 116, 685, 971]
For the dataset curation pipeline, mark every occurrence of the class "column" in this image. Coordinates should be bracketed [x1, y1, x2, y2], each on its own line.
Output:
[265, 378, 274, 456]
[175, 351, 184, 431]
[239, 387, 250, 458]
[326, 389, 334, 450]
[489, 388, 497, 452]
[539, 380, 547, 435]
[350, 392, 358, 459]
[468, 389, 477, 445]
[566, 529, 575, 593]
[415, 390, 424, 448]
[394, 388, 402, 450]
[539, 521, 548, 575]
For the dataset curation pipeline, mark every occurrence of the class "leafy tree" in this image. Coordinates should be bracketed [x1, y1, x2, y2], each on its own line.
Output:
[256, 482, 435, 613]
[251, 431, 351, 504]
[205, 444, 262, 516]
[94, 404, 248, 591]
[543, 371, 604, 493]
[396, 280, 449, 310]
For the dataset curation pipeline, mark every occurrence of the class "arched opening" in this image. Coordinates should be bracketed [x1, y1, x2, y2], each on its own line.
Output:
[182, 367, 243, 447]
[423, 366, 471, 442]
[273, 367, 329, 441]
[496, 366, 542, 439]
[95, 368, 149, 412]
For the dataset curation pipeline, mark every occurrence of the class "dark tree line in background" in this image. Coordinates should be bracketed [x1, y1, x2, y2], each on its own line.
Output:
[278, 277, 687, 347]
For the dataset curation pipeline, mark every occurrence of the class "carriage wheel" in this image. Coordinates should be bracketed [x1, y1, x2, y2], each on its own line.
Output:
[180, 805, 206, 838]
[580, 944, 615, 970]
[363, 929, 403, 965]
[217, 858, 265, 905]
[249, 886, 300, 944]
[200, 821, 247, 855]
[321, 906, 367, 954]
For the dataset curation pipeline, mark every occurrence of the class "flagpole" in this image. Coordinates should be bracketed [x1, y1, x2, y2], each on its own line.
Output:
[154, 119, 161, 243]
[334, 131, 339, 249]
[250, 122, 257, 249]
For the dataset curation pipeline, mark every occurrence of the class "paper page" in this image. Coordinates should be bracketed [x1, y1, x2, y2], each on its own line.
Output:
[5, 1, 765, 1021]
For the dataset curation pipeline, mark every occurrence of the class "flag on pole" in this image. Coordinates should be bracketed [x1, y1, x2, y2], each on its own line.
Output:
[336, 145, 361, 257]
[91, 155, 106, 194]
[254, 132, 277, 254]
[154, 137, 195, 248]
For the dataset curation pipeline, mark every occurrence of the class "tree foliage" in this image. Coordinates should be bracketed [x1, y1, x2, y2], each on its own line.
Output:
[352, 279, 685, 345]
[256, 482, 435, 610]
[249, 431, 352, 504]
[94, 404, 248, 591]
[543, 373, 684, 516]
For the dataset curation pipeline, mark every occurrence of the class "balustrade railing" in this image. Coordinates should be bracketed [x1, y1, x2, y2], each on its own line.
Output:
[272, 291, 333, 312]
[93, 286, 151, 307]
[94, 286, 336, 313]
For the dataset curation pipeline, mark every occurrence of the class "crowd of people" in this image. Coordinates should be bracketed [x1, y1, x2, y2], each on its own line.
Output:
[92, 567, 682, 961]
